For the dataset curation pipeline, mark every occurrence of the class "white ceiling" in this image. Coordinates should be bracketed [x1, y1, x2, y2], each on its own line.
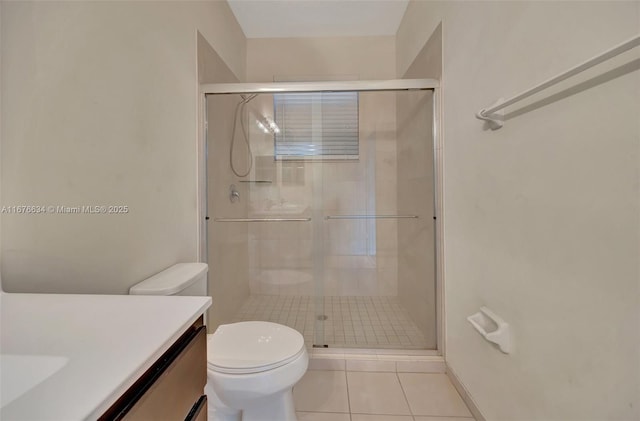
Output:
[227, 0, 410, 39]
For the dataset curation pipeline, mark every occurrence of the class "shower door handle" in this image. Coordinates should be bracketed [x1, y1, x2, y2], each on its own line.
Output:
[325, 215, 418, 220]
[213, 218, 311, 222]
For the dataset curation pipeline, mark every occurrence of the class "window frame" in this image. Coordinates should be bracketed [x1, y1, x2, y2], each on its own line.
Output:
[273, 91, 360, 161]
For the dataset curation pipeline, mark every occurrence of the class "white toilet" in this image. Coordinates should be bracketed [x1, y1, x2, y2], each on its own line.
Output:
[130, 263, 309, 421]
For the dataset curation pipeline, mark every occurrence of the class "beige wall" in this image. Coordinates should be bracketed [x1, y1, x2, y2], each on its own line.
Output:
[397, 1, 639, 419]
[244, 36, 399, 298]
[400, 23, 442, 80]
[247, 36, 396, 82]
[1, 1, 246, 294]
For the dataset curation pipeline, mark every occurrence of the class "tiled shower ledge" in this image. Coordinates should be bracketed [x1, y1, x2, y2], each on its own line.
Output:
[309, 349, 445, 373]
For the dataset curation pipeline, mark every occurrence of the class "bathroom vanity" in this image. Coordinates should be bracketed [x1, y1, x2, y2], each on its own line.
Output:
[0, 293, 211, 420]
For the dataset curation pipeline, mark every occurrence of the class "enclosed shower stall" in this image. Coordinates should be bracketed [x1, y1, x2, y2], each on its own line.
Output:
[203, 80, 439, 351]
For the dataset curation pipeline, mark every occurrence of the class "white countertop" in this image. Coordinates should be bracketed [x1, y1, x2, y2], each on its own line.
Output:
[0, 293, 211, 420]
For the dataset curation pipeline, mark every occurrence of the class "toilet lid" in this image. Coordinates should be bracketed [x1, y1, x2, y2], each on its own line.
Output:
[207, 321, 305, 374]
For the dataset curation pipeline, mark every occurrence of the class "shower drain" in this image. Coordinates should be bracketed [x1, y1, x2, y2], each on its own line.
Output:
[317, 315, 328, 321]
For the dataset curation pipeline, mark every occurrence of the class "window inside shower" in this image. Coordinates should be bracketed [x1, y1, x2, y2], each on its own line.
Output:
[274, 92, 359, 160]
[205, 88, 436, 351]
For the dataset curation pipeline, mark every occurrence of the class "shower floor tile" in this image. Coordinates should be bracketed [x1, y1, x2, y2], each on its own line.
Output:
[232, 295, 430, 349]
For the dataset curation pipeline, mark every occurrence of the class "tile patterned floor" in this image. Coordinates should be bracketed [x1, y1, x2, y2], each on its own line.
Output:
[232, 295, 430, 349]
[293, 370, 474, 421]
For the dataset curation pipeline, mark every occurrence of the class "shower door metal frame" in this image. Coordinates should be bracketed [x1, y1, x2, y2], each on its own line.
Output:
[432, 87, 444, 357]
[200, 79, 439, 95]
[198, 79, 445, 354]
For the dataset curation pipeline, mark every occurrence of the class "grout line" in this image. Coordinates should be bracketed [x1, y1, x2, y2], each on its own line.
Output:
[344, 368, 352, 417]
[296, 411, 353, 415]
[348, 412, 417, 418]
[396, 371, 414, 417]
[349, 412, 422, 415]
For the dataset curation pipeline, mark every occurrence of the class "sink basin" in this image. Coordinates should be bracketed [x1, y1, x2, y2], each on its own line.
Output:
[0, 354, 69, 408]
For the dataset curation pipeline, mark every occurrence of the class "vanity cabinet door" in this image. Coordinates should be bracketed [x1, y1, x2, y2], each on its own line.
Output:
[123, 326, 206, 420]
[100, 317, 207, 421]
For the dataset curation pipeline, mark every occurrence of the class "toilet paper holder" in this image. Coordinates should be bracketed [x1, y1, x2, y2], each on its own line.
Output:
[467, 306, 512, 354]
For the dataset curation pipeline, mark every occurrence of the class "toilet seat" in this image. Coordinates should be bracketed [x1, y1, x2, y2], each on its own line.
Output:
[207, 321, 305, 374]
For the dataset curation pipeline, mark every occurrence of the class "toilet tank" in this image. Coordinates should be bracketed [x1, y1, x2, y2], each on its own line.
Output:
[129, 263, 208, 296]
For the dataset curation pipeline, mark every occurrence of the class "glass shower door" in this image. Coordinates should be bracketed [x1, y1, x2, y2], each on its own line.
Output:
[206, 92, 326, 348]
[205, 87, 436, 350]
[317, 89, 437, 349]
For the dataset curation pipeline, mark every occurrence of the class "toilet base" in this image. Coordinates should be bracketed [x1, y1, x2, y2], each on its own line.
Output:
[205, 383, 297, 421]
[241, 389, 296, 421]
[205, 383, 241, 421]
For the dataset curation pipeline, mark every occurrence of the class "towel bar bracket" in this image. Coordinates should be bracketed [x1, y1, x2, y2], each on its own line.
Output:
[476, 98, 504, 130]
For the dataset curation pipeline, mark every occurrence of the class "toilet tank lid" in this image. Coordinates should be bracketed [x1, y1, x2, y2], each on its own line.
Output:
[129, 263, 208, 295]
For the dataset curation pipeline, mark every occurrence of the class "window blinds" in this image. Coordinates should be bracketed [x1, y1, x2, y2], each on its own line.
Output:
[274, 92, 359, 159]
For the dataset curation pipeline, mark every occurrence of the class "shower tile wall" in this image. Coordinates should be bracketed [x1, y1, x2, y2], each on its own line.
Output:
[244, 92, 398, 298]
